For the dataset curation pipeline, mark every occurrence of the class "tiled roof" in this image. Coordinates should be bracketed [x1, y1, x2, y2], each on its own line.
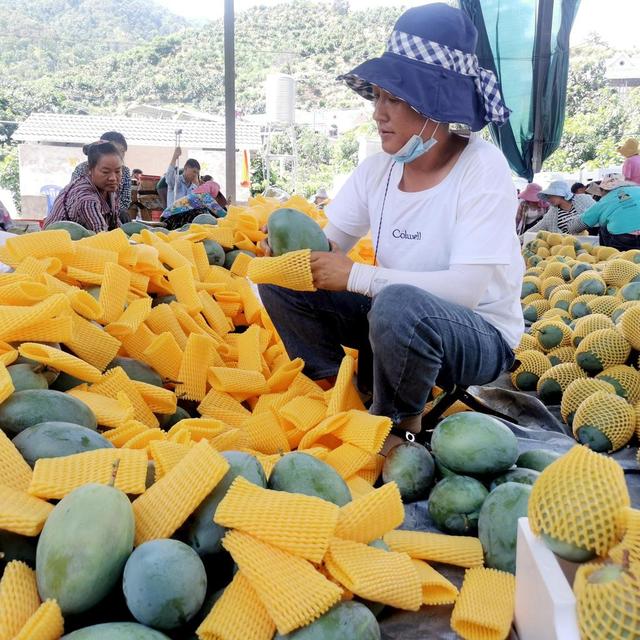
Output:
[13, 113, 262, 149]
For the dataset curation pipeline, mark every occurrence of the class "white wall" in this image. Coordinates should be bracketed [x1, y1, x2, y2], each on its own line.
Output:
[18, 143, 251, 219]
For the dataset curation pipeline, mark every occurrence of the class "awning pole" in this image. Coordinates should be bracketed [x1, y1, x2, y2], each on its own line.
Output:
[532, 0, 554, 174]
[224, 0, 236, 203]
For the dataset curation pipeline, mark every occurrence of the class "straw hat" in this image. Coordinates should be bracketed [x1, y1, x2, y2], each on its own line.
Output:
[617, 138, 639, 158]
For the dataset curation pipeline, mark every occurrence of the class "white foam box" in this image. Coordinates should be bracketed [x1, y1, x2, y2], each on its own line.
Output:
[515, 518, 580, 640]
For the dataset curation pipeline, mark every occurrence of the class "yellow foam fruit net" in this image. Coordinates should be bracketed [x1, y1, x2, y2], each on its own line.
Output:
[547, 345, 576, 366]
[0, 429, 32, 492]
[12, 600, 64, 640]
[222, 530, 342, 636]
[521, 293, 543, 306]
[450, 567, 516, 640]
[602, 258, 640, 287]
[411, 559, 458, 606]
[0, 560, 41, 640]
[383, 530, 484, 568]
[620, 305, 640, 350]
[28, 448, 148, 499]
[324, 537, 422, 611]
[17, 342, 102, 383]
[575, 328, 631, 373]
[549, 288, 575, 310]
[540, 308, 572, 324]
[574, 561, 640, 640]
[569, 294, 598, 319]
[521, 275, 541, 296]
[572, 270, 607, 296]
[69, 391, 135, 430]
[572, 391, 636, 452]
[196, 571, 275, 640]
[586, 295, 620, 317]
[510, 350, 552, 391]
[247, 250, 316, 292]
[541, 276, 565, 298]
[334, 482, 404, 544]
[560, 378, 617, 425]
[514, 333, 538, 354]
[133, 440, 229, 545]
[0, 484, 53, 536]
[522, 299, 551, 321]
[571, 313, 614, 346]
[536, 362, 587, 400]
[214, 476, 339, 563]
[528, 445, 630, 556]
[608, 508, 640, 565]
[596, 365, 640, 405]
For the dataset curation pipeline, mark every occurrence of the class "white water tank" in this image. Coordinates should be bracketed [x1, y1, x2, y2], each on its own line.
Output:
[265, 74, 296, 125]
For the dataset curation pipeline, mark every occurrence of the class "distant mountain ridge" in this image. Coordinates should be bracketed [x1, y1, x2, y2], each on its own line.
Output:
[0, 0, 188, 78]
[1, 0, 402, 117]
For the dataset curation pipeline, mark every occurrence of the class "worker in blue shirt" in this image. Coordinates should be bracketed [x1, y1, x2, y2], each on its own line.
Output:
[577, 175, 640, 250]
[165, 146, 200, 208]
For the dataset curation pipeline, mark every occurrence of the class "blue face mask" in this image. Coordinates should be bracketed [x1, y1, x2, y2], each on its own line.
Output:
[391, 120, 440, 164]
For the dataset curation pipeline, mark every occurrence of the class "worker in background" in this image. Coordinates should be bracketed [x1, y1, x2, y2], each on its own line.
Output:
[72, 131, 131, 223]
[165, 147, 200, 208]
[618, 138, 640, 184]
[131, 169, 144, 185]
[528, 181, 595, 234]
[45, 142, 122, 233]
[312, 187, 330, 210]
[571, 182, 587, 195]
[515, 183, 547, 234]
[576, 175, 640, 250]
[196, 175, 228, 210]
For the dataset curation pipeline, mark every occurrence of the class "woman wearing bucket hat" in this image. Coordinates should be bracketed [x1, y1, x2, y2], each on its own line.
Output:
[618, 138, 640, 184]
[576, 175, 640, 250]
[259, 3, 522, 445]
[516, 183, 548, 234]
[528, 180, 595, 234]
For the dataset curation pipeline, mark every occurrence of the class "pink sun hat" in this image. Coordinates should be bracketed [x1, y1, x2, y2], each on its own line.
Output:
[518, 182, 548, 206]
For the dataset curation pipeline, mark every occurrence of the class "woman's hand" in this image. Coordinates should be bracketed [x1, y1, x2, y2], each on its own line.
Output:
[310, 242, 353, 291]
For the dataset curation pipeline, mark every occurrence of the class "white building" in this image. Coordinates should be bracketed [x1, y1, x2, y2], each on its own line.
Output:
[12, 113, 262, 219]
[606, 54, 640, 88]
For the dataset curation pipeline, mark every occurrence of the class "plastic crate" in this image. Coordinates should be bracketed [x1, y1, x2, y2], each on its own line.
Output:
[515, 518, 580, 640]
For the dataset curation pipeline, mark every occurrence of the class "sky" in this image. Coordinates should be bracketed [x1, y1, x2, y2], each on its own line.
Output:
[156, 0, 640, 50]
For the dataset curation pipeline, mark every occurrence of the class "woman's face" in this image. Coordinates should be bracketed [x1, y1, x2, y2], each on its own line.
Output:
[547, 195, 567, 207]
[90, 154, 123, 193]
[372, 87, 427, 154]
[183, 165, 199, 185]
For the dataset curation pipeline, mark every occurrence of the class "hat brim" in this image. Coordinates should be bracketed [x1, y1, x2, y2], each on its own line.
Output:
[338, 52, 488, 132]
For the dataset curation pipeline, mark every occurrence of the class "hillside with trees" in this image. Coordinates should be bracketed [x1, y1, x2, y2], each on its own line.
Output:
[0, 0, 187, 78]
[0, 0, 638, 207]
[1, 1, 400, 119]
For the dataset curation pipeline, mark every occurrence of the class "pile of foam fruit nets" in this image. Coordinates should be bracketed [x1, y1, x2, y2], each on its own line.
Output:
[0, 204, 636, 640]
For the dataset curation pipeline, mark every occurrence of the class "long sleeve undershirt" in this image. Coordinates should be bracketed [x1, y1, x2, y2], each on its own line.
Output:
[323, 222, 496, 309]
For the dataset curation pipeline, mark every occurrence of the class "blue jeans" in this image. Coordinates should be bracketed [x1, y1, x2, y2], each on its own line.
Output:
[259, 284, 515, 425]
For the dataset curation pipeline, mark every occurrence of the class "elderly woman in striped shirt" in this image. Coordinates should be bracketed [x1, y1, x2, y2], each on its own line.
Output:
[44, 142, 122, 233]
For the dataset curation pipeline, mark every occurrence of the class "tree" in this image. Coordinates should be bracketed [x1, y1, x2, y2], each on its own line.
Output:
[0, 148, 20, 210]
[544, 35, 639, 173]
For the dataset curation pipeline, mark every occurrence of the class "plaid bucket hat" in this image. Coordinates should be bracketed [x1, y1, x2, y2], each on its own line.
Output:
[337, 3, 510, 132]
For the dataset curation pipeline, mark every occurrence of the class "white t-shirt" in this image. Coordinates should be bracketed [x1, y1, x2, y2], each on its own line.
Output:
[325, 135, 524, 347]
